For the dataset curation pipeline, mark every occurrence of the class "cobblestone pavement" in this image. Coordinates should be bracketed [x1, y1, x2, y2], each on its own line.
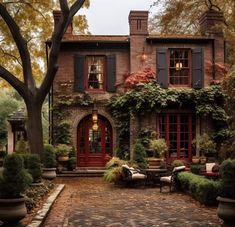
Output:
[44, 177, 221, 227]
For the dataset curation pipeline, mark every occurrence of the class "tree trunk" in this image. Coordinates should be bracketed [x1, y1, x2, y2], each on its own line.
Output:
[26, 100, 44, 156]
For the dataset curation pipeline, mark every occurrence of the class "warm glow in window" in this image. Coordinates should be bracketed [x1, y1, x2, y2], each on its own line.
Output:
[169, 49, 190, 85]
[87, 56, 104, 90]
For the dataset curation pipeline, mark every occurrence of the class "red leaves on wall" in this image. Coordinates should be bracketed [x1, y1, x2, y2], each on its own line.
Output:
[124, 67, 156, 88]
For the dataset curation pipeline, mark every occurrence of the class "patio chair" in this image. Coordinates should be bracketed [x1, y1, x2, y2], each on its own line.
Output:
[121, 164, 147, 182]
[160, 165, 186, 192]
[203, 163, 219, 179]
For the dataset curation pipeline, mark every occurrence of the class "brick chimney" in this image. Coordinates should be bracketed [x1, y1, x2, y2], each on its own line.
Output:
[199, 9, 224, 37]
[53, 10, 73, 34]
[129, 11, 149, 35]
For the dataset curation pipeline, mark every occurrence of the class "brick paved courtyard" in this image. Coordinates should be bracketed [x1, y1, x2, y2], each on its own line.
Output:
[43, 177, 221, 227]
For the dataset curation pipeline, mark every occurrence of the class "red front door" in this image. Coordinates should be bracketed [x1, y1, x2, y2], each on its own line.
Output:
[77, 115, 112, 167]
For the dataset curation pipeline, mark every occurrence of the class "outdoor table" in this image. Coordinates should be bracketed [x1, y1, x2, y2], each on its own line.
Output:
[143, 168, 168, 186]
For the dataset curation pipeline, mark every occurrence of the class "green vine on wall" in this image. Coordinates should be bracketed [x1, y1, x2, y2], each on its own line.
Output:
[107, 82, 228, 146]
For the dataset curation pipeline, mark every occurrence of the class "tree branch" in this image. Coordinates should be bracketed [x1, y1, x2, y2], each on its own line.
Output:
[0, 65, 28, 100]
[38, 0, 86, 101]
[0, 3, 35, 90]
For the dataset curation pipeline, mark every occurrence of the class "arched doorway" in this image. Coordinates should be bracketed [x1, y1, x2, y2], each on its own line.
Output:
[77, 115, 113, 167]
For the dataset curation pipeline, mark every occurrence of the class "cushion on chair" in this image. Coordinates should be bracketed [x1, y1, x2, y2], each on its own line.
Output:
[160, 176, 172, 183]
[206, 163, 216, 173]
[131, 173, 147, 180]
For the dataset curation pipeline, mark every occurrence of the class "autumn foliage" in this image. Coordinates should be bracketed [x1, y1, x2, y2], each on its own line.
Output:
[124, 67, 156, 88]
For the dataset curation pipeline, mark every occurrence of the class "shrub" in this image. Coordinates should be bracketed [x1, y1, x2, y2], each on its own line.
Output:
[27, 154, 42, 183]
[133, 141, 147, 169]
[69, 146, 76, 157]
[190, 164, 204, 175]
[55, 144, 71, 156]
[172, 159, 184, 167]
[219, 158, 235, 199]
[15, 137, 29, 153]
[43, 144, 57, 168]
[0, 154, 32, 198]
[68, 157, 76, 170]
[178, 172, 221, 206]
[149, 138, 167, 158]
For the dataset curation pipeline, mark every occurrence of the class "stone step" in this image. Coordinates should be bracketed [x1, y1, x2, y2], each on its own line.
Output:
[57, 168, 106, 177]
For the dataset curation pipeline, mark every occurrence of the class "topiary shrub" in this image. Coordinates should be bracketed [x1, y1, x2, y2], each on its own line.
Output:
[27, 154, 42, 183]
[219, 158, 235, 199]
[133, 141, 147, 169]
[190, 164, 204, 175]
[0, 154, 32, 198]
[177, 172, 221, 206]
[43, 144, 57, 168]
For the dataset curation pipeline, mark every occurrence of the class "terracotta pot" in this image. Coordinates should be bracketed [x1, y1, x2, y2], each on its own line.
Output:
[42, 167, 57, 180]
[147, 158, 164, 167]
[58, 155, 69, 162]
[0, 197, 27, 224]
[192, 157, 200, 164]
[200, 156, 207, 164]
[217, 196, 235, 227]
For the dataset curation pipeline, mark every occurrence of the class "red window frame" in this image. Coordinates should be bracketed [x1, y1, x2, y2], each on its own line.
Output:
[85, 56, 106, 92]
[158, 113, 195, 162]
[168, 49, 191, 87]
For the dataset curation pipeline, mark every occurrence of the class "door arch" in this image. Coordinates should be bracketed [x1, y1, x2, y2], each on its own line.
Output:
[77, 114, 113, 167]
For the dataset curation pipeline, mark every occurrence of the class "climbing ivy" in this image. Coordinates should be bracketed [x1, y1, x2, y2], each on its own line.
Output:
[107, 82, 228, 147]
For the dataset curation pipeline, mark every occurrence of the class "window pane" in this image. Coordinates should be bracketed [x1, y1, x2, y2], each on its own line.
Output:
[87, 56, 104, 90]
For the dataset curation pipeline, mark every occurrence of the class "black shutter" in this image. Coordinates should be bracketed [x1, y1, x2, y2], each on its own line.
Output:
[192, 48, 204, 89]
[156, 48, 168, 88]
[74, 55, 85, 92]
[106, 54, 116, 92]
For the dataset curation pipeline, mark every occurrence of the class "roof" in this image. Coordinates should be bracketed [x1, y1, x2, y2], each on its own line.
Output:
[7, 109, 26, 122]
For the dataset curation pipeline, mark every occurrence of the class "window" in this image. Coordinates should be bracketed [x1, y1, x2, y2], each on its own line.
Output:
[169, 49, 191, 86]
[159, 113, 195, 160]
[86, 56, 105, 90]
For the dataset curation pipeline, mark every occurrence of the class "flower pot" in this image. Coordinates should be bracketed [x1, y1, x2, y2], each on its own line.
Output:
[192, 157, 200, 164]
[0, 197, 27, 224]
[200, 156, 207, 164]
[58, 155, 69, 162]
[42, 167, 57, 180]
[147, 158, 164, 167]
[217, 196, 235, 227]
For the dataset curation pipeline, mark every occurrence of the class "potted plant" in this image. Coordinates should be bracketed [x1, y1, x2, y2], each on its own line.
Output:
[148, 138, 167, 167]
[56, 144, 71, 162]
[217, 158, 235, 226]
[0, 154, 32, 223]
[192, 155, 200, 164]
[27, 154, 42, 183]
[42, 144, 57, 180]
[193, 133, 216, 164]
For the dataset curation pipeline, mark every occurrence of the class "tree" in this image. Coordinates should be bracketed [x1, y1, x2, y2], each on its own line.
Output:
[0, 0, 86, 155]
[0, 0, 89, 88]
[149, 0, 235, 65]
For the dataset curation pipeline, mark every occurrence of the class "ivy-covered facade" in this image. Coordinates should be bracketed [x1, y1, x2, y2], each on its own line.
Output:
[50, 9, 226, 167]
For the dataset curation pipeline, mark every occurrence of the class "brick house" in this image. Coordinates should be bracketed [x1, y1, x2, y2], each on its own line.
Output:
[49, 9, 225, 167]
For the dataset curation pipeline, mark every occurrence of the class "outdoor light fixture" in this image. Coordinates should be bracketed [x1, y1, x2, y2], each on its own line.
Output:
[92, 102, 98, 131]
[175, 62, 183, 71]
[141, 47, 147, 62]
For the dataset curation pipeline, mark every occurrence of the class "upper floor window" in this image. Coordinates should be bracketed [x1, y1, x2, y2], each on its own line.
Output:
[86, 56, 105, 90]
[169, 49, 191, 86]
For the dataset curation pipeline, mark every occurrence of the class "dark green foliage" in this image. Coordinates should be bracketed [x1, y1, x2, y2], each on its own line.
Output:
[27, 154, 42, 183]
[42, 144, 57, 168]
[54, 121, 71, 145]
[133, 141, 147, 169]
[178, 172, 221, 206]
[68, 157, 76, 170]
[190, 164, 204, 175]
[69, 146, 76, 157]
[0, 154, 32, 198]
[171, 159, 184, 167]
[107, 83, 228, 158]
[19, 153, 31, 169]
[116, 145, 129, 160]
[219, 158, 235, 199]
[0, 150, 6, 158]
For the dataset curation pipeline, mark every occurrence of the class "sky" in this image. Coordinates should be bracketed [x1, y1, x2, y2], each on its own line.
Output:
[79, 0, 155, 35]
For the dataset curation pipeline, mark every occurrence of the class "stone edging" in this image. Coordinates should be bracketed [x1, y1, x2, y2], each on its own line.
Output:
[27, 184, 65, 227]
